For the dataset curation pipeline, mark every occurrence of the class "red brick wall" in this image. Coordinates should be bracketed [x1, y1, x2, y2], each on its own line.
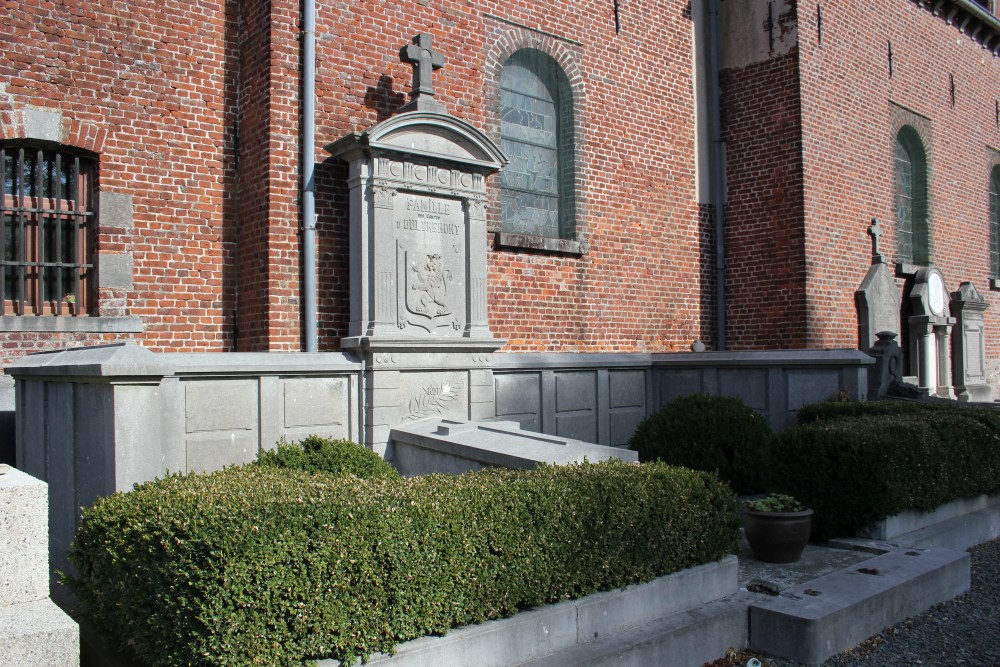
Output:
[1, 0, 708, 364]
[719, 0, 1000, 357]
[310, 0, 707, 352]
[721, 49, 809, 349]
[0, 0, 239, 363]
[795, 0, 1000, 357]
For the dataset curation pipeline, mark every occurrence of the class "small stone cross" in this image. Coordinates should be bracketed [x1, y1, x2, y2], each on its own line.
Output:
[868, 218, 885, 263]
[400, 33, 445, 112]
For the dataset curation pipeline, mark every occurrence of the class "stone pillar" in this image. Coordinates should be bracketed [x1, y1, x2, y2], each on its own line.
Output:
[950, 282, 993, 402]
[910, 317, 938, 396]
[935, 322, 955, 399]
[0, 467, 79, 666]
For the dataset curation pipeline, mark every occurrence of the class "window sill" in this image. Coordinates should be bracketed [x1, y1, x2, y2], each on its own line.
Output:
[494, 232, 587, 256]
[895, 262, 925, 277]
[0, 316, 144, 333]
[990, 277, 1000, 291]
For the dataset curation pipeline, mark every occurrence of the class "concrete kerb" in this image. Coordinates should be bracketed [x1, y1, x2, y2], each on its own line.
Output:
[318, 556, 740, 667]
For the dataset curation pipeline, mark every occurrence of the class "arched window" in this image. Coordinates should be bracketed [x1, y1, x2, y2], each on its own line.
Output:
[499, 49, 575, 239]
[991, 165, 1000, 277]
[1, 143, 96, 315]
[894, 127, 929, 266]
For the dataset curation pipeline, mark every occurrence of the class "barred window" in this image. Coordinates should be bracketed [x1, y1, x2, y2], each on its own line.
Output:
[499, 49, 575, 239]
[1, 144, 95, 316]
[894, 127, 929, 266]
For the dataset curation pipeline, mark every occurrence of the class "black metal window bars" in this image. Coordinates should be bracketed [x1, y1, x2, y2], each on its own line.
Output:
[1, 145, 95, 316]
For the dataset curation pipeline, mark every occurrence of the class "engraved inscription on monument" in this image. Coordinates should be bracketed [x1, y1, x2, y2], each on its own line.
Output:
[394, 192, 466, 333]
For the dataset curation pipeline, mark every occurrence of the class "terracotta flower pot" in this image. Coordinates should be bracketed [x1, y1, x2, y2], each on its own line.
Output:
[744, 508, 813, 563]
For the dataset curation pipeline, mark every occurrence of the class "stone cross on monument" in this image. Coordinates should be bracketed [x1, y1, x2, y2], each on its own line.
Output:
[868, 218, 885, 263]
[400, 33, 445, 112]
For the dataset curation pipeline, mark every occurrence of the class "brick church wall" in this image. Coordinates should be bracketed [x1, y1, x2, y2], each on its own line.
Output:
[0, 0, 708, 369]
[721, 48, 808, 349]
[310, 0, 707, 352]
[0, 0, 239, 363]
[794, 0, 1000, 357]
[4, 0, 995, 373]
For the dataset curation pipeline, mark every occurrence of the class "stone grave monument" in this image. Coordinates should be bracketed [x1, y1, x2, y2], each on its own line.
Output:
[907, 266, 955, 398]
[327, 34, 508, 455]
[950, 281, 992, 402]
[856, 219, 902, 353]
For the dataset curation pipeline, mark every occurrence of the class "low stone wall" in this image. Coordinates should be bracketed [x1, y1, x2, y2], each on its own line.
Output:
[8, 344, 871, 572]
[493, 349, 873, 445]
[9, 343, 361, 573]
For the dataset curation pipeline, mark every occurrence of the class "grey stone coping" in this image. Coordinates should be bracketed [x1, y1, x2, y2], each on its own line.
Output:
[166, 352, 361, 376]
[5, 343, 362, 380]
[492, 352, 653, 369]
[651, 349, 875, 368]
[342, 336, 506, 352]
[0, 316, 144, 333]
[492, 349, 873, 369]
[5, 343, 164, 379]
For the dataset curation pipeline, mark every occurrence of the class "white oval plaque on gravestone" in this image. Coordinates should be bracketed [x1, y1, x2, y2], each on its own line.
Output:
[929, 271, 946, 316]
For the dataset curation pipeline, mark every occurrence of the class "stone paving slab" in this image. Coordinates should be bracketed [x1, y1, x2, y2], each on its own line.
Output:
[747, 547, 970, 666]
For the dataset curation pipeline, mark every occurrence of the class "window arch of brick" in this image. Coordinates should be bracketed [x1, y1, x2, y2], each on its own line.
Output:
[1, 141, 96, 316]
[894, 126, 930, 266]
[498, 48, 576, 240]
[991, 164, 1000, 277]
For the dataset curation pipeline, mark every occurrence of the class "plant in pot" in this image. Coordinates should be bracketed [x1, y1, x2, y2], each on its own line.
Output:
[743, 493, 813, 563]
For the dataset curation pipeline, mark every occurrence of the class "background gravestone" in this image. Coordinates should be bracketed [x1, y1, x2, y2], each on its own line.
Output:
[950, 281, 992, 402]
[907, 266, 955, 398]
[856, 219, 901, 353]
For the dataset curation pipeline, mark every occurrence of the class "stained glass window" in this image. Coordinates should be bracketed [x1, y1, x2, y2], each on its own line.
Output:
[894, 128, 929, 266]
[500, 49, 573, 239]
[991, 165, 1000, 276]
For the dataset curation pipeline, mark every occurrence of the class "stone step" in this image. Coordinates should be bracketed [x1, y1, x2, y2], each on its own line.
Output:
[0, 598, 80, 667]
[747, 547, 969, 666]
[517, 596, 748, 667]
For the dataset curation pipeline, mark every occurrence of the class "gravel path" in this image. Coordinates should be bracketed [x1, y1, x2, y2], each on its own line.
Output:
[708, 538, 1000, 667]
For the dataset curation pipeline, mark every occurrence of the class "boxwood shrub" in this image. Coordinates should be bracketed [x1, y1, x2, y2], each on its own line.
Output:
[256, 435, 400, 480]
[68, 461, 738, 667]
[762, 411, 1000, 540]
[628, 393, 771, 493]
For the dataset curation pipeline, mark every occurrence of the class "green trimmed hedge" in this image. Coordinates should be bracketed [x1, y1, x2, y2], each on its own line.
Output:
[762, 411, 1000, 540]
[628, 393, 771, 494]
[68, 461, 738, 667]
[256, 435, 400, 480]
[797, 396, 956, 423]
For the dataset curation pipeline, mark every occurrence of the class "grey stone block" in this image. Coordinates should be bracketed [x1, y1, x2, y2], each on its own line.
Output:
[99, 192, 134, 230]
[0, 468, 49, 606]
[98, 253, 134, 290]
[22, 108, 63, 143]
[0, 598, 79, 667]
[749, 547, 970, 665]
[390, 419, 636, 477]
[184, 380, 257, 433]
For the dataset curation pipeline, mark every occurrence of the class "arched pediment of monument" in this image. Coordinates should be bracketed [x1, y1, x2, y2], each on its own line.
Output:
[328, 111, 507, 172]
